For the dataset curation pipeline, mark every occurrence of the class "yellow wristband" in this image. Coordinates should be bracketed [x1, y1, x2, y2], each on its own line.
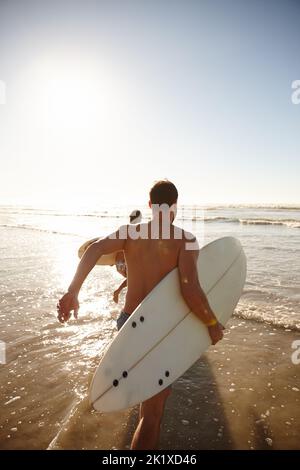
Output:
[206, 318, 217, 327]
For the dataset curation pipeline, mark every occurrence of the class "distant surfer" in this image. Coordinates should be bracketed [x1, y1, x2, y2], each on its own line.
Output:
[113, 209, 142, 304]
[57, 180, 223, 450]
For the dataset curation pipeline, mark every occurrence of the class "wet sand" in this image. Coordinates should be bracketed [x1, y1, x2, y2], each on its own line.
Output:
[160, 319, 300, 450]
[0, 226, 299, 450]
[46, 319, 300, 450]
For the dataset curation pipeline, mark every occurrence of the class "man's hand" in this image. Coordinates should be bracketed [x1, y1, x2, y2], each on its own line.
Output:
[57, 292, 79, 323]
[208, 322, 224, 345]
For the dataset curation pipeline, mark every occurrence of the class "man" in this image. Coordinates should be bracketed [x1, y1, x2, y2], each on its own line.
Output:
[57, 180, 223, 450]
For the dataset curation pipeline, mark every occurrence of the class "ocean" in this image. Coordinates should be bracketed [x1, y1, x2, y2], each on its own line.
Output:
[0, 204, 299, 449]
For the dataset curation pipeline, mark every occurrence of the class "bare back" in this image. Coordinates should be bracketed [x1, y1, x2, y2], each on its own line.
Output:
[123, 222, 187, 313]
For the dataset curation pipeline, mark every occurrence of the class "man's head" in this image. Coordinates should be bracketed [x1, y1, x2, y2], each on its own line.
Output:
[129, 209, 142, 224]
[149, 180, 178, 206]
[149, 180, 178, 222]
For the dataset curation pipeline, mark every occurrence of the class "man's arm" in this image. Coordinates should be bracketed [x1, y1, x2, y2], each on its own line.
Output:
[68, 233, 125, 294]
[57, 227, 126, 322]
[178, 236, 223, 345]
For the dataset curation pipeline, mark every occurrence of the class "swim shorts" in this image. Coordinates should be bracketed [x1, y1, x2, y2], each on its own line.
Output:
[116, 311, 131, 331]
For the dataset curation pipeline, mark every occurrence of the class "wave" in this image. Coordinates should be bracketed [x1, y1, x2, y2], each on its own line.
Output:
[204, 204, 300, 211]
[0, 210, 125, 218]
[1, 203, 300, 217]
[239, 218, 300, 228]
[235, 295, 300, 331]
[193, 216, 230, 222]
[187, 204, 300, 211]
[234, 309, 300, 332]
[1, 215, 300, 237]
[189, 216, 300, 228]
[0, 223, 80, 237]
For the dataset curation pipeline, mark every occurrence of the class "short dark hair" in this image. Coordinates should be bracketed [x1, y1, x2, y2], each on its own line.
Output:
[149, 180, 178, 207]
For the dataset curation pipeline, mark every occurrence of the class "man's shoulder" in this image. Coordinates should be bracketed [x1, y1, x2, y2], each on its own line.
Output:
[172, 227, 199, 256]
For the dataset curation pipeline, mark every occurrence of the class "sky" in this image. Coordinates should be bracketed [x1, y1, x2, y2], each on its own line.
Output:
[0, 0, 299, 207]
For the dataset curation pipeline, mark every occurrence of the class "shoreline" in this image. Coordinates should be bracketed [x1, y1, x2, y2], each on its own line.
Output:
[0, 226, 299, 450]
[46, 318, 300, 450]
[1, 314, 299, 450]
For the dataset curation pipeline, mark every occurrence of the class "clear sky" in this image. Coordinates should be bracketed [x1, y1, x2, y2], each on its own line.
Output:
[0, 0, 299, 207]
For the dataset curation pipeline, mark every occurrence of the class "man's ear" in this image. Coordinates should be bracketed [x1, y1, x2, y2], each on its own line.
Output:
[148, 200, 152, 209]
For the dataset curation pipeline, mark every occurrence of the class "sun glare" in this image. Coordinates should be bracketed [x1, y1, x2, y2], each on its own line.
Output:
[8, 51, 137, 206]
[30, 57, 118, 131]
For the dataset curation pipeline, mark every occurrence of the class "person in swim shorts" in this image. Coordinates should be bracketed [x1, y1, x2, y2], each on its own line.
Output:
[57, 180, 223, 449]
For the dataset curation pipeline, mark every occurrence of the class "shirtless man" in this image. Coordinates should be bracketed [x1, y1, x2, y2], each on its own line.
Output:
[57, 180, 223, 450]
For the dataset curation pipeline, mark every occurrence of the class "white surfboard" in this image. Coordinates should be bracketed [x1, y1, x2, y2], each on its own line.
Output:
[90, 236, 247, 412]
[78, 238, 118, 266]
